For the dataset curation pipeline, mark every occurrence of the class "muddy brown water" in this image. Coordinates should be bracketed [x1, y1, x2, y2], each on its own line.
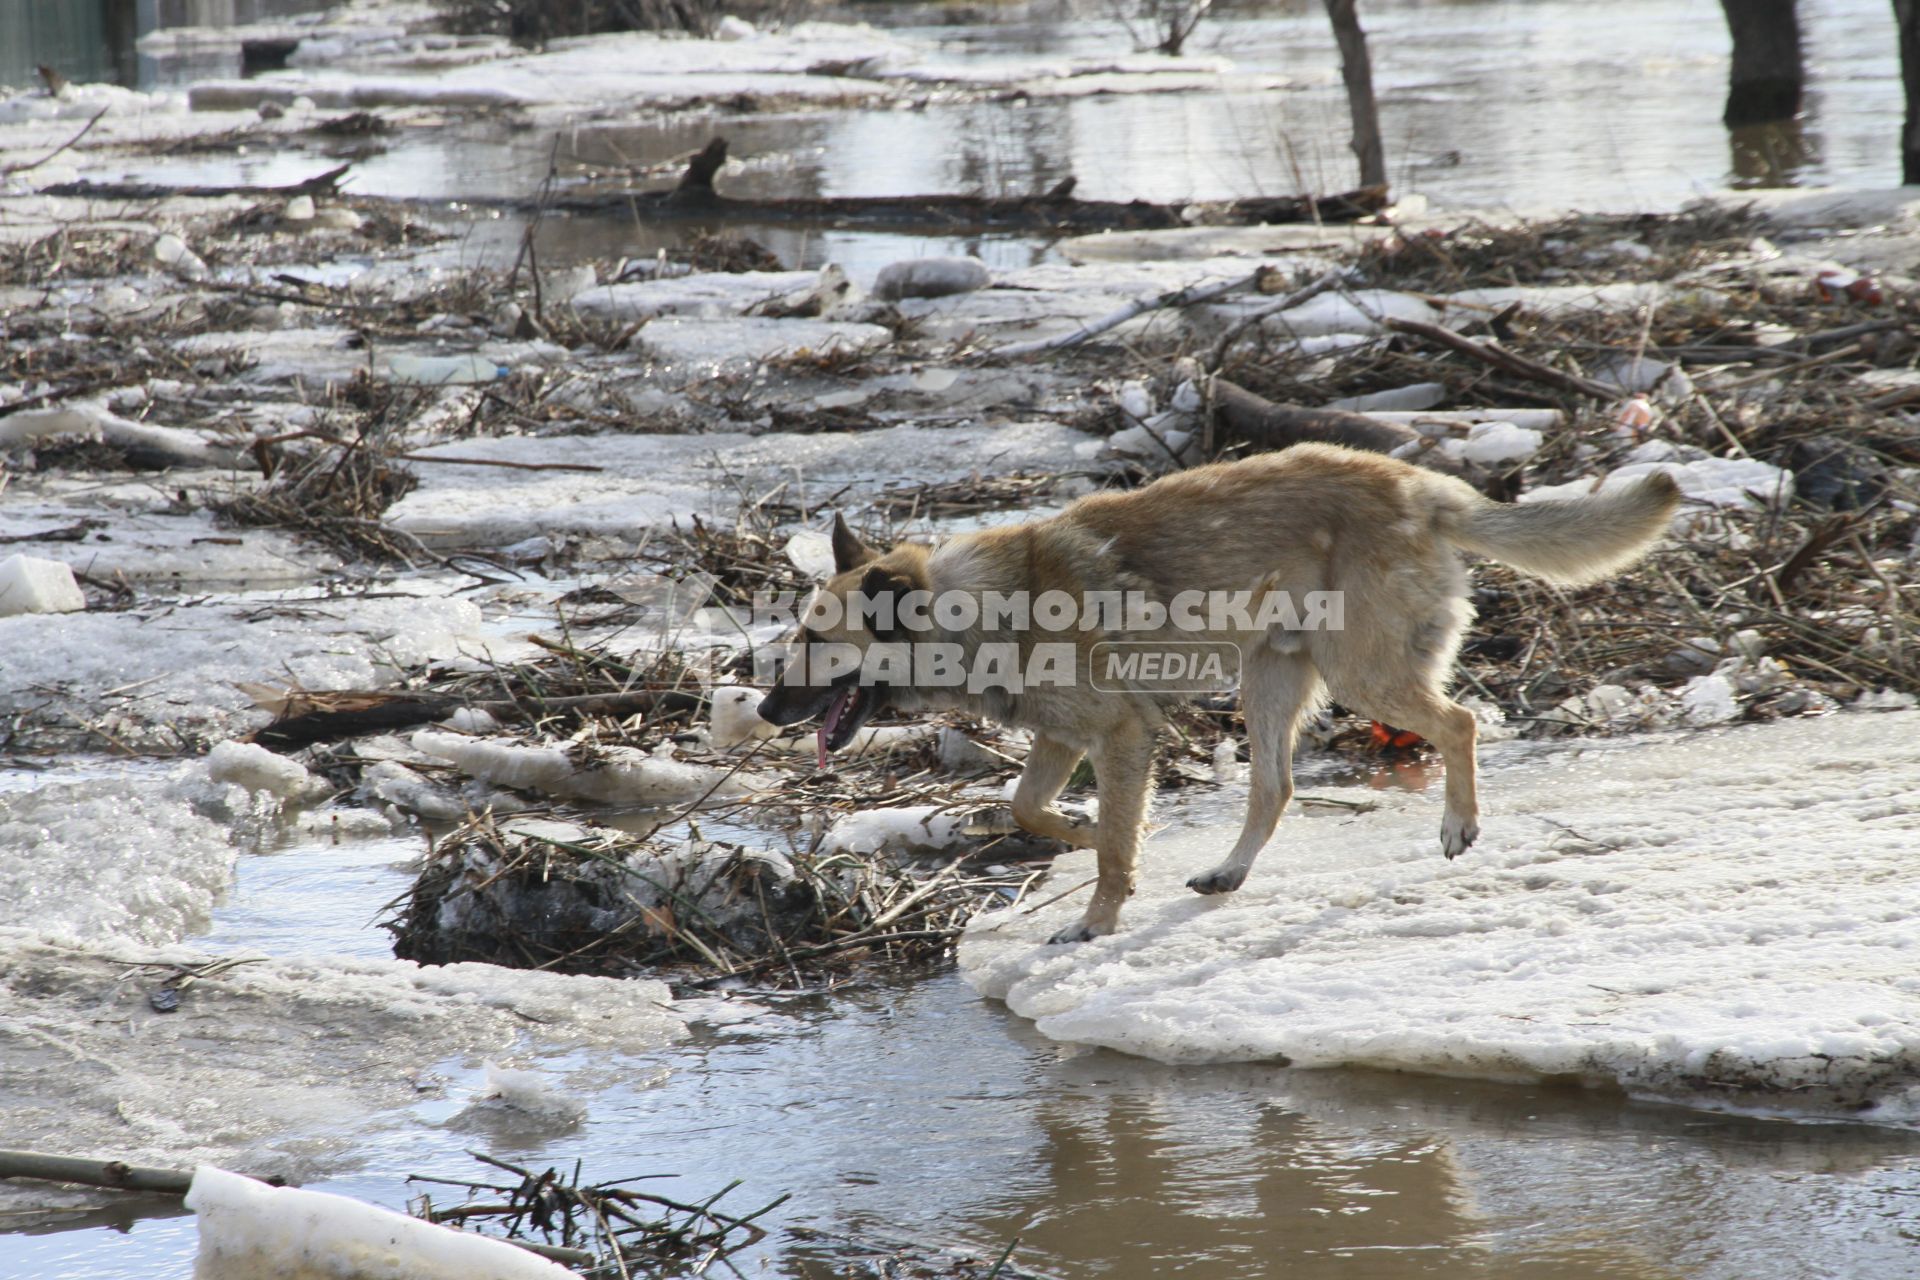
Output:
[8, 794, 1920, 1279]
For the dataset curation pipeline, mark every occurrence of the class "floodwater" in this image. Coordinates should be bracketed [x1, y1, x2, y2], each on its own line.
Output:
[19, 0, 1902, 273]
[12, 795, 1920, 1279]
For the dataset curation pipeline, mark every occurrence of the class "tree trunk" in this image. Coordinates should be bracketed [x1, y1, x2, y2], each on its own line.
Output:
[1719, 0, 1804, 126]
[1898, 0, 1920, 183]
[1321, 0, 1387, 189]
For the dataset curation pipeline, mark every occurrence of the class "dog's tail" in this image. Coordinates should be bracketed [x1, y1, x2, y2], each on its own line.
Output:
[1440, 471, 1681, 586]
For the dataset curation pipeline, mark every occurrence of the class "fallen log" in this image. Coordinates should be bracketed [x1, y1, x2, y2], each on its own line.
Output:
[546, 138, 1387, 234]
[1209, 377, 1471, 477]
[247, 688, 705, 751]
[40, 162, 353, 202]
[0, 1149, 204, 1195]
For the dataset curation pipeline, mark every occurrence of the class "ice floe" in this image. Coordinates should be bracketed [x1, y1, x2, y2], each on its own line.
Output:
[188, 1165, 573, 1280]
[961, 711, 1920, 1117]
[0, 932, 682, 1210]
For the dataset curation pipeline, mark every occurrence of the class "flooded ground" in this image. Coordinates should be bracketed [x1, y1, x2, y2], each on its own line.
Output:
[13, 745, 1920, 1280]
[21, 0, 1902, 274]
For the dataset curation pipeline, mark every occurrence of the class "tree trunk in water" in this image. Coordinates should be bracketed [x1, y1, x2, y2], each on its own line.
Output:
[1321, 0, 1387, 189]
[1898, 0, 1920, 183]
[1719, 0, 1804, 126]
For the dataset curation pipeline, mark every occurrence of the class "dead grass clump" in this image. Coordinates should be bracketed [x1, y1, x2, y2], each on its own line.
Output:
[682, 231, 785, 273]
[382, 811, 1034, 983]
[211, 435, 419, 560]
[1355, 203, 1766, 293]
[0, 224, 150, 287]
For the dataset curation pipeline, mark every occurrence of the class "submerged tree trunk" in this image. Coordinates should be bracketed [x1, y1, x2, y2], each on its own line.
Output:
[1898, 0, 1920, 183]
[1719, 0, 1804, 125]
[1321, 0, 1386, 190]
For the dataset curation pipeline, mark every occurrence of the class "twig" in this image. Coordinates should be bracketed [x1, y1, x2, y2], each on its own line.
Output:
[988, 270, 1263, 359]
[1206, 268, 1346, 371]
[1381, 316, 1620, 400]
[2, 105, 109, 176]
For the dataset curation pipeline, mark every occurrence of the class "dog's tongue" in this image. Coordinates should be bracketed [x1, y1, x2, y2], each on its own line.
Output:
[816, 686, 853, 770]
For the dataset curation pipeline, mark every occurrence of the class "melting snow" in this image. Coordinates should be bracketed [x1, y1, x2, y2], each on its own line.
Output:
[961, 711, 1920, 1118]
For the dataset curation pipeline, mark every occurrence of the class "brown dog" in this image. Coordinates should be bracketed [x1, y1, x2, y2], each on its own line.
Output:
[758, 444, 1679, 943]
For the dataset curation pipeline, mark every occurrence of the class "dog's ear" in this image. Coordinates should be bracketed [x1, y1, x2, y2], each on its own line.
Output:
[858, 565, 915, 640]
[831, 513, 878, 574]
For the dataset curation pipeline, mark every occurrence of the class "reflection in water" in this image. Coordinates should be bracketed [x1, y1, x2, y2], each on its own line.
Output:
[21, 1, 1900, 277]
[1728, 116, 1817, 187]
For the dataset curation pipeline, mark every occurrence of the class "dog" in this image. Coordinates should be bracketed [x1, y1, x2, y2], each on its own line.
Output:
[757, 443, 1680, 943]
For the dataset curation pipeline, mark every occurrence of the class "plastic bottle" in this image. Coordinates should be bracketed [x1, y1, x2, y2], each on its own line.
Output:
[379, 353, 509, 385]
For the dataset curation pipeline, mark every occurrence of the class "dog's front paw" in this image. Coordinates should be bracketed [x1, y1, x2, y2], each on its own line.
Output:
[1440, 814, 1480, 860]
[1186, 866, 1247, 896]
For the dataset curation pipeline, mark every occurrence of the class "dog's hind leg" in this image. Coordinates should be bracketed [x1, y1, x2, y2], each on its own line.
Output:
[1012, 734, 1099, 848]
[1359, 688, 1480, 859]
[1188, 652, 1320, 896]
[1049, 720, 1156, 944]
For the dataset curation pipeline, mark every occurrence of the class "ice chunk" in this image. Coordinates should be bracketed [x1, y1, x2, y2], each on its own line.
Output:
[0, 554, 84, 616]
[1328, 382, 1445, 413]
[1522, 458, 1793, 512]
[207, 741, 325, 801]
[152, 232, 208, 281]
[1680, 673, 1741, 725]
[412, 731, 764, 805]
[1451, 420, 1543, 465]
[708, 686, 779, 749]
[186, 1165, 573, 1280]
[283, 194, 315, 222]
[477, 1060, 587, 1124]
[824, 804, 968, 855]
[310, 206, 363, 232]
[0, 400, 229, 467]
[872, 256, 991, 301]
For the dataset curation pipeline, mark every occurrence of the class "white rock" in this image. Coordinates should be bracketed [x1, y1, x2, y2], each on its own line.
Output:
[283, 194, 316, 221]
[714, 14, 756, 40]
[0, 554, 85, 616]
[1212, 740, 1244, 783]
